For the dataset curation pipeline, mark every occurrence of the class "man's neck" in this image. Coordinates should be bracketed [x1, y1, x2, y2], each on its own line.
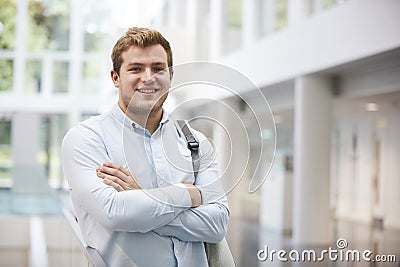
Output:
[119, 104, 162, 135]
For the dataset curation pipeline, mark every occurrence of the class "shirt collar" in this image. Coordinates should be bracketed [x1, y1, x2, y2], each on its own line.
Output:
[111, 104, 170, 130]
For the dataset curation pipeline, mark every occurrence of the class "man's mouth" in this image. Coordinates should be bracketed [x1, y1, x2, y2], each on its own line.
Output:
[137, 88, 158, 94]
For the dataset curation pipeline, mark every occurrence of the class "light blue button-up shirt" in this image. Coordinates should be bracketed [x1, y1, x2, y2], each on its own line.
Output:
[62, 104, 230, 267]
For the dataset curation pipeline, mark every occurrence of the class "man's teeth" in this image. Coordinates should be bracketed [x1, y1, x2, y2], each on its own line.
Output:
[138, 89, 156, 93]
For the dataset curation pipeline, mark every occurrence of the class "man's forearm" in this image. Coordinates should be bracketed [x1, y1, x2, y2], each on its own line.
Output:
[96, 163, 202, 208]
[152, 201, 229, 243]
[72, 181, 195, 233]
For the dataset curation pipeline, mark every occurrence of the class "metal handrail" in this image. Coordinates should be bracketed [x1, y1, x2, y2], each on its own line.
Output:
[61, 206, 107, 267]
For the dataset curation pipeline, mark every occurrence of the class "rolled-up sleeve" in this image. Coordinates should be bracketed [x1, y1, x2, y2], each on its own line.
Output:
[62, 124, 192, 233]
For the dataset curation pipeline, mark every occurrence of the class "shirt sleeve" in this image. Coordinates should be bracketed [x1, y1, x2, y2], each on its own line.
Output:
[152, 131, 230, 243]
[62, 123, 192, 233]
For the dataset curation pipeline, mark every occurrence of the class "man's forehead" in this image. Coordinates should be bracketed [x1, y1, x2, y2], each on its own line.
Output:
[122, 45, 167, 60]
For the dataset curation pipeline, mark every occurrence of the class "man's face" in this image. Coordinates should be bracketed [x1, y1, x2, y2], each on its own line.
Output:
[111, 44, 172, 118]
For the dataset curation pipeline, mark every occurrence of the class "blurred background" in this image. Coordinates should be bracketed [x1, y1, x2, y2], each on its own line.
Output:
[0, 0, 399, 266]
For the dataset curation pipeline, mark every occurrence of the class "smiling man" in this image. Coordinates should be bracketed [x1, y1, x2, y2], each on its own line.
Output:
[61, 27, 230, 266]
[111, 36, 171, 134]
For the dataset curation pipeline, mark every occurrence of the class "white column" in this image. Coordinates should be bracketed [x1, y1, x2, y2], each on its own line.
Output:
[242, 0, 259, 48]
[213, 99, 248, 265]
[293, 75, 332, 245]
[213, 99, 249, 218]
[209, 0, 227, 59]
[11, 113, 43, 194]
[12, 113, 40, 167]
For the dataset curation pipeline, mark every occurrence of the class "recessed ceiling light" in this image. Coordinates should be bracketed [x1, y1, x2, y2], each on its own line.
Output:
[273, 114, 282, 124]
[365, 102, 378, 112]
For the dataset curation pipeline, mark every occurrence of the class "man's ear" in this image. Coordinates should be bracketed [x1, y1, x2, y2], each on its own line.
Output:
[111, 70, 120, 87]
[169, 68, 174, 80]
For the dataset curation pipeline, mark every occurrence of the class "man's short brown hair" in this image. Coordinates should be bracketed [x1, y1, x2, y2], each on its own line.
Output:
[111, 27, 173, 74]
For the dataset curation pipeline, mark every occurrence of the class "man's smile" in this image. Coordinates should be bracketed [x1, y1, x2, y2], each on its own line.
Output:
[137, 87, 159, 94]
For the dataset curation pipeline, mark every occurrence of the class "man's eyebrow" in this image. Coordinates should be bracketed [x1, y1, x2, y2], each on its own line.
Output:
[125, 62, 166, 67]
[152, 62, 167, 66]
[126, 62, 144, 67]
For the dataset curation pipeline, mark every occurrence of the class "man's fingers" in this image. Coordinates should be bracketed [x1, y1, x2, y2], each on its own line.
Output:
[98, 171, 136, 191]
[97, 165, 130, 183]
[103, 162, 131, 176]
[103, 178, 124, 192]
[96, 162, 142, 190]
[102, 174, 132, 190]
[97, 163, 142, 190]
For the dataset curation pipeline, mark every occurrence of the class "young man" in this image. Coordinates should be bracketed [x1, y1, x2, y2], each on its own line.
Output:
[62, 27, 229, 266]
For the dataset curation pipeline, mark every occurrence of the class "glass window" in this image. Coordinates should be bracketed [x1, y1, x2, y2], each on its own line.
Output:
[225, 0, 242, 54]
[83, 0, 111, 52]
[0, 59, 13, 92]
[27, 0, 70, 51]
[261, 0, 288, 37]
[24, 60, 42, 94]
[82, 60, 101, 95]
[320, 0, 336, 9]
[227, 0, 242, 28]
[53, 61, 69, 93]
[38, 114, 68, 189]
[309, 0, 343, 15]
[0, 0, 17, 50]
[275, 0, 288, 30]
[0, 119, 12, 185]
[81, 112, 99, 121]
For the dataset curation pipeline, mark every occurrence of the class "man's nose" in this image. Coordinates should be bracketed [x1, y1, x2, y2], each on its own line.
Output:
[141, 68, 155, 83]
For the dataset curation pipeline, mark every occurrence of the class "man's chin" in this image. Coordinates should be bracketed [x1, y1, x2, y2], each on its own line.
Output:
[127, 105, 162, 116]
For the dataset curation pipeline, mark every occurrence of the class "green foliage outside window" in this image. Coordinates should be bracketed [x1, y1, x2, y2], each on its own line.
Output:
[321, 0, 336, 9]
[0, 60, 13, 92]
[275, 0, 288, 31]
[228, 0, 242, 28]
[0, 0, 16, 92]
[0, 0, 16, 50]
[0, 121, 12, 180]
[27, 0, 70, 51]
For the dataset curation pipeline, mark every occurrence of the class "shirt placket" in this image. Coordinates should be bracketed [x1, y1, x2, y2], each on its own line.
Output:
[150, 128, 169, 188]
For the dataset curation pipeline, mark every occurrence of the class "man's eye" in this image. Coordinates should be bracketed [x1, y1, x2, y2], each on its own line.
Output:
[129, 67, 141, 72]
[153, 67, 164, 72]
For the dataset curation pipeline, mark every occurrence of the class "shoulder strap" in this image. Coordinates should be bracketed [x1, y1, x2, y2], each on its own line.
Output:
[176, 120, 200, 179]
[177, 121, 236, 266]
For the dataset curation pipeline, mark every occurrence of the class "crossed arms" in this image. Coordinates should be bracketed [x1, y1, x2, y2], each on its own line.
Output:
[62, 124, 229, 243]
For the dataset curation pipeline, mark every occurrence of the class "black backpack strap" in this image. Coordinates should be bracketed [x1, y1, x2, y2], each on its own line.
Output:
[176, 120, 200, 179]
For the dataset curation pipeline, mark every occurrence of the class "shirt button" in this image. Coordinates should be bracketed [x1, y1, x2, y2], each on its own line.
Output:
[175, 250, 179, 255]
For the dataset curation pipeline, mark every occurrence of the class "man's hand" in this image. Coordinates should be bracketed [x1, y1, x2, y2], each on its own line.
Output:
[96, 162, 142, 191]
[96, 162, 202, 207]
